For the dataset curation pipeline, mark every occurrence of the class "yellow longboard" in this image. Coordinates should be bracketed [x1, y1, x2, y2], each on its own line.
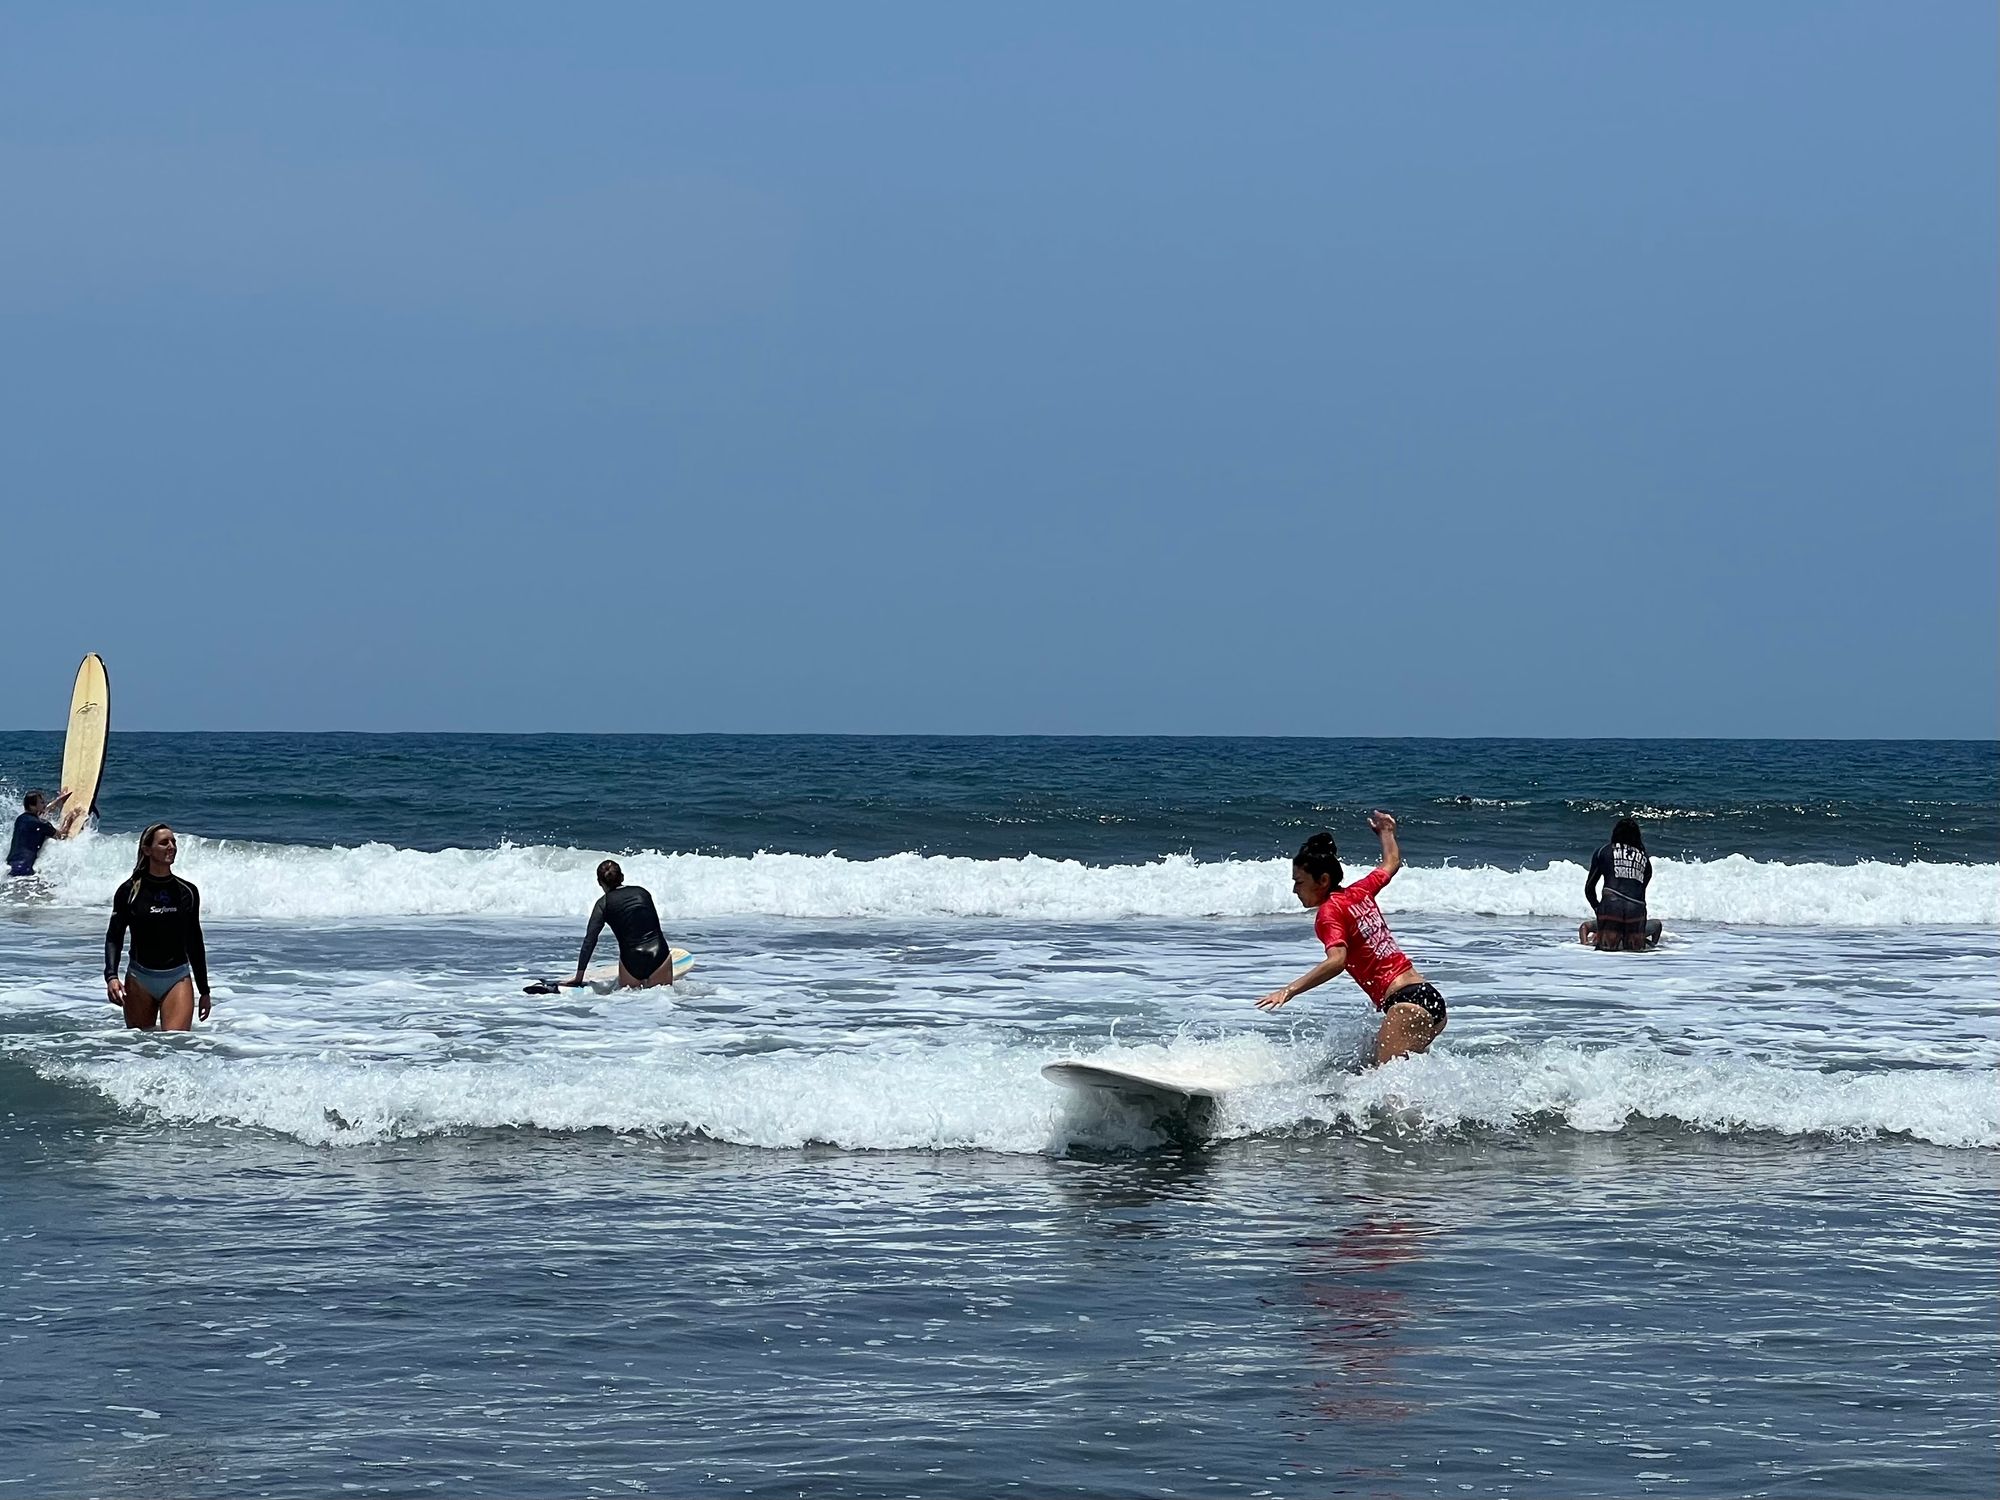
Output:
[58, 653, 109, 838]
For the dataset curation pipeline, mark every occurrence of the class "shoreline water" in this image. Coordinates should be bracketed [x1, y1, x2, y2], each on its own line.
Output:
[3, 734, 1994, 1495]
[4, 1117, 1993, 1498]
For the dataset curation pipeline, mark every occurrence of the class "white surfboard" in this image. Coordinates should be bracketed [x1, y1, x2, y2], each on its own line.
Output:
[1041, 1059, 1223, 1105]
[524, 948, 693, 995]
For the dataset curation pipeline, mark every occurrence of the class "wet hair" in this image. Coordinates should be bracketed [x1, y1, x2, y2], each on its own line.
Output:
[597, 859, 624, 889]
[125, 824, 186, 905]
[24, 790, 45, 811]
[1293, 831, 1345, 890]
[1610, 817, 1645, 852]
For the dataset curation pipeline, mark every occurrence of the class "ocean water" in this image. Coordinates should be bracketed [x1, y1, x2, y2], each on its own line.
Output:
[1, 735, 1995, 1497]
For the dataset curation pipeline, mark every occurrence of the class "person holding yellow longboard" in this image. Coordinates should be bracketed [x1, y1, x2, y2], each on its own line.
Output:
[7, 654, 107, 875]
[6, 789, 72, 877]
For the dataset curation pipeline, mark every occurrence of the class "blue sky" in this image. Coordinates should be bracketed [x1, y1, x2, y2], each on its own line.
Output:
[4, 4, 1994, 735]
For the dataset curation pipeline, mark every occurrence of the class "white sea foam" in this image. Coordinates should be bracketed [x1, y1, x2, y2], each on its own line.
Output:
[1257, 1042, 2000, 1149]
[23, 830, 1997, 927]
[32, 1033, 1997, 1151]
[6, 866, 1991, 1153]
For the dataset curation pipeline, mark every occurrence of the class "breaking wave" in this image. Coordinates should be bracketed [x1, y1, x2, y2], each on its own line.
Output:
[17, 831, 1995, 927]
[21, 1033, 1995, 1151]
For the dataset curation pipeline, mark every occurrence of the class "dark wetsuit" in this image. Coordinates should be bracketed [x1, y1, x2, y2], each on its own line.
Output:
[105, 873, 210, 993]
[1587, 842, 1652, 951]
[579, 885, 671, 981]
[7, 813, 60, 876]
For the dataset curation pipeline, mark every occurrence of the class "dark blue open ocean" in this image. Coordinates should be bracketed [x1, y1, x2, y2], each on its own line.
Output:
[3, 735, 1995, 1497]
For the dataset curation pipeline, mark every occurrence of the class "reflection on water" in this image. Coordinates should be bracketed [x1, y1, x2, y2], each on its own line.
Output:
[1286, 1213, 1439, 1427]
[0, 1121, 1994, 1498]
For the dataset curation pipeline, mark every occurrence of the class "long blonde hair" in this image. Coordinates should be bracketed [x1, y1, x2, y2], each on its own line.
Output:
[126, 823, 185, 904]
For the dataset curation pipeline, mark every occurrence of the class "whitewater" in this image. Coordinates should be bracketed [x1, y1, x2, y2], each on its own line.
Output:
[6, 730, 1995, 1163]
[21, 827, 1998, 926]
[6, 896, 1994, 1151]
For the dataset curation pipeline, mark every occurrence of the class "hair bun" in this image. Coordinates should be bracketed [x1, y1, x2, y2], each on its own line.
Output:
[1292, 830, 1345, 886]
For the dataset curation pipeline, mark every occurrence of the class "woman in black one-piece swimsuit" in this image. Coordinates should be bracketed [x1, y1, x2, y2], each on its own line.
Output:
[569, 859, 677, 988]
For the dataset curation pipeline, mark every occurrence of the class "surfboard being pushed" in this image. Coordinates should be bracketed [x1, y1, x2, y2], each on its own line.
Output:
[59, 653, 109, 838]
[1041, 1059, 1222, 1106]
[524, 949, 693, 995]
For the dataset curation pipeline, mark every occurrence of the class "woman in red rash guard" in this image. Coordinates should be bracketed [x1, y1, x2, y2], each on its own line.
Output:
[1255, 811, 1447, 1065]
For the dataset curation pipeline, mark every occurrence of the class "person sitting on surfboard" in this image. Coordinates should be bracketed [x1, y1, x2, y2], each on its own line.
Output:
[1255, 811, 1447, 1065]
[1578, 816, 1663, 951]
[568, 860, 677, 990]
[104, 823, 213, 1030]
[7, 790, 70, 877]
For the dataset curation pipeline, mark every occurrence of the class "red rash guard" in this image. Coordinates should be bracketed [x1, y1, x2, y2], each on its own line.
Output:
[1313, 866, 1412, 1007]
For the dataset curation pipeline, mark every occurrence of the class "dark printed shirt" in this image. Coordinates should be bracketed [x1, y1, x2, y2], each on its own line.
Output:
[1589, 842, 1652, 908]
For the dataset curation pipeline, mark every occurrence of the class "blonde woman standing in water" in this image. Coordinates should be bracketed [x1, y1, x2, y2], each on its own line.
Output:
[104, 823, 213, 1030]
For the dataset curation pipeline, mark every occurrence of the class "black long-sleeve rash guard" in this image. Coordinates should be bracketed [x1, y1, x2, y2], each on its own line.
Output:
[578, 885, 668, 973]
[7, 813, 60, 874]
[105, 873, 211, 993]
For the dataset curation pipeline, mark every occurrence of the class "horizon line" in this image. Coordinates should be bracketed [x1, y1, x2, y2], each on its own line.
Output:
[2, 727, 1995, 744]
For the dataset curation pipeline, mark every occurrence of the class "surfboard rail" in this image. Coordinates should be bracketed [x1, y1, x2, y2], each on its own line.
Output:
[1041, 1059, 1223, 1101]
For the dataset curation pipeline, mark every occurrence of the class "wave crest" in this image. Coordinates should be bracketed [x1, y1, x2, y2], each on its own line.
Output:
[31, 1035, 1996, 1151]
[22, 832, 1996, 927]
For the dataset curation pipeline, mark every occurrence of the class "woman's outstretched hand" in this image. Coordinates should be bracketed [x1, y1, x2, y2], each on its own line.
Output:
[1255, 986, 1294, 1011]
[1368, 809, 1396, 834]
